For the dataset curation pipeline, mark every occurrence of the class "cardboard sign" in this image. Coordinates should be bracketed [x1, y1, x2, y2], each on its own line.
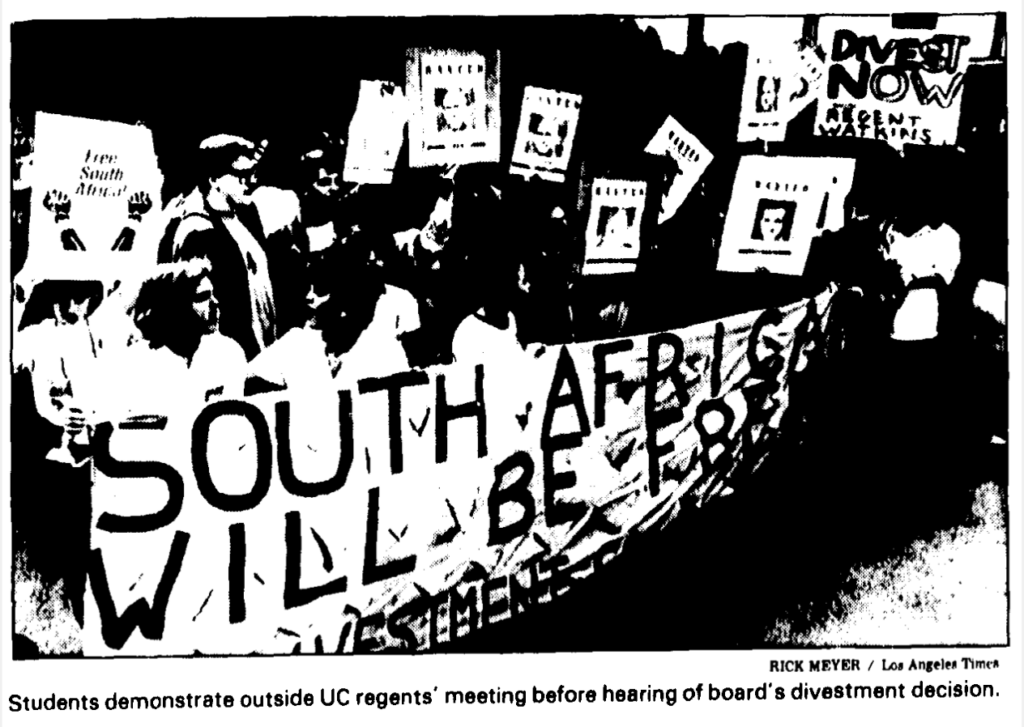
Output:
[79, 290, 834, 655]
[718, 155, 856, 276]
[24, 113, 164, 283]
[509, 87, 582, 183]
[814, 17, 975, 149]
[644, 117, 714, 224]
[407, 49, 501, 168]
[343, 81, 408, 185]
[738, 42, 825, 143]
[582, 179, 647, 276]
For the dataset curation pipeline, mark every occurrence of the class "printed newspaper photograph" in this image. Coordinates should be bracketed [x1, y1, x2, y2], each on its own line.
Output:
[3, 8, 1014, 701]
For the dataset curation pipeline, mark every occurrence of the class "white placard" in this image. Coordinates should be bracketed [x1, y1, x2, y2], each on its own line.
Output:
[582, 179, 648, 276]
[509, 86, 582, 183]
[24, 113, 164, 284]
[343, 80, 407, 185]
[407, 49, 501, 168]
[718, 155, 856, 276]
[644, 116, 714, 223]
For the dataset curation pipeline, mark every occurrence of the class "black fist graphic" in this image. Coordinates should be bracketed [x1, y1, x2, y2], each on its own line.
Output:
[128, 191, 153, 222]
[43, 190, 71, 223]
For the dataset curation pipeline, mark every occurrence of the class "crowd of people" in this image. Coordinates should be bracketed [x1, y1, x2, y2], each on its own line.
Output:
[8, 18, 1008, 658]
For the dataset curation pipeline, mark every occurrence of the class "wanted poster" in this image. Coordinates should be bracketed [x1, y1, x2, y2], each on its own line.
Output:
[342, 80, 407, 185]
[509, 86, 582, 183]
[406, 49, 501, 168]
[582, 179, 647, 275]
[644, 116, 713, 223]
[737, 41, 826, 143]
[718, 155, 856, 275]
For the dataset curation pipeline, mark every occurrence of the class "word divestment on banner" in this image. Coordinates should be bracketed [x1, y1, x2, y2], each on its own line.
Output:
[407, 49, 501, 169]
[718, 156, 856, 276]
[24, 113, 165, 283]
[343, 81, 408, 185]
[582, 179, 648, 276]
[644, 117, 713, 224]
[814, 17, 976, 149]
[83, 290, 833, 656]
[509, 87, 582, 183]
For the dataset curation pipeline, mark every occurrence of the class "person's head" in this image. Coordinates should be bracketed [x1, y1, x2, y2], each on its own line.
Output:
[131, 261, 217, 361]
[198, 135, 260, 212]
[304, 232, 384, 353]
[881, 213, 962, 288]
[757, 76, 780, 113]
[752, 199, 795, 242]
[18, 280, 104, 331]
[298, 131, 347, 207]
[759, 205, 787, 241]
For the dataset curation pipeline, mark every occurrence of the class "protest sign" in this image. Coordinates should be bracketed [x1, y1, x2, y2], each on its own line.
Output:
[718, 155, 856, 276]
[737, 41, 825, 143]
[81, 289, 833, 656]
[407, 49, 501, 168]
[814, 17, 979, 149]
[24, 113, 164, 284]
[509, 86, 582, 183]
[582, 179, 647, 276]
[343, 81, 408, 185]
[644, 116, 713, 224]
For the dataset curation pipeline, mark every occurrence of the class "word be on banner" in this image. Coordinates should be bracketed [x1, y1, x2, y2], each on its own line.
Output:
[510, 86, 582, 183]
[582, 179, 647, 276]
[718, 155, 855, 276]
[407, 49, 501, 168]
[83, 290, 833, 655]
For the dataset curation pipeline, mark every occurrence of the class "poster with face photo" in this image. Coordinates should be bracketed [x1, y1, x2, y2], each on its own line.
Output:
[582, 179, 647, 275]
[718, 155, 856, 275]
[407, 49, 501, 168]
[644, 116, 713, 224]
[737, 43, 825, 143]
[509, 86, 582, 183]
[343, 80, 408, 185]
[23, 112, 164, 284]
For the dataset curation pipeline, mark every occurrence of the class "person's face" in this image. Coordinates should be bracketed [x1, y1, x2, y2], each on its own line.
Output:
[189, 264, 218, 331]
[305, 276, 333, 323]
[302, 148, 341, 200]
[210, 171, 251, 209]
[886, 223, 962, 286]
[759, 80, 778, 112]
[759, 208, 786, 241]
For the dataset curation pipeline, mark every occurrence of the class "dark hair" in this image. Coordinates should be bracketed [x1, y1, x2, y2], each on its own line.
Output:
[18, 280, 104, 330]
[130, 269, 207, 360]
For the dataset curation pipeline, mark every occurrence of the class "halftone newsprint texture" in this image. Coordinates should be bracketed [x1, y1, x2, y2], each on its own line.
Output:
[3, 8, 1014, 703]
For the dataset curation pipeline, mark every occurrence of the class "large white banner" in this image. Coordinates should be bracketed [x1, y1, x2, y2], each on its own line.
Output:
[83, 290, 834, 655]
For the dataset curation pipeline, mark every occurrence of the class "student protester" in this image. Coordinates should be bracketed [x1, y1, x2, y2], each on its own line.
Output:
[11, 280, 106, 654]
[127, 257, 248, 407]
[158, 135, 277, 360]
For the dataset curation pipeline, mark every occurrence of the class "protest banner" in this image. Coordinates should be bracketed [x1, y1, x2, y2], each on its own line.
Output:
[23, 113, 164, 284]
[81, 289, 833, 656]
[644, 116, 713, 224]
[343, 81, 408, 185]
[814, 17, 983, 149]
[718, 155, 856, 276]
[406, 49, 501, 168]
[509, 86, 582, 183]
[737, 41, 825, 143]
[582, 179, 647, 276]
